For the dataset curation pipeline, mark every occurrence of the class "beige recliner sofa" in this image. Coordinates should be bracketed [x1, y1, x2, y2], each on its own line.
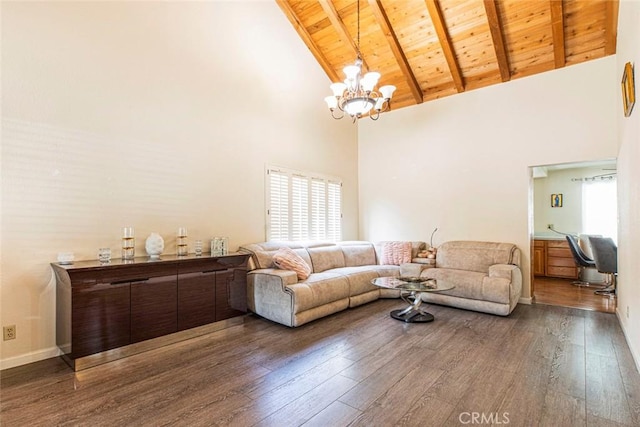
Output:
[419, 241, 522, 316]
[239, 240, 522, 327]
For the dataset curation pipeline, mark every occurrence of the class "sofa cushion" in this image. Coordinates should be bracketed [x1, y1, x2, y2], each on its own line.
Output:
[307, 246, 346, 273]
[420, 268, 510, 305]
[368, 265, 401, 277]
[239, 241, 313, 270]
[374, 241, 426, 264]
[380, 241, 412, 265]
[435, 241, 518, 273]
[287, 272, 350, 312]
[273, 247, 312, 280]
[330, 266, 380, 296]
[340, 242, 377, 267]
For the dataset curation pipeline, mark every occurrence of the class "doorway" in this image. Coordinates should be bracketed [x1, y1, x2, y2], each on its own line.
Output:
[529, 160, 617, 313]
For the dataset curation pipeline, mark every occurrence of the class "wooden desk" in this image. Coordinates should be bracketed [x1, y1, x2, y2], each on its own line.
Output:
[533, 239, 578, 279]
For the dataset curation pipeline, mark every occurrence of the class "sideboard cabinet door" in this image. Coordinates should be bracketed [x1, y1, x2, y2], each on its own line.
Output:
[215, 269, 247, 321]
[177, 271, 216, 331]
[72, 282, 131, 358]
[131, 276, 178, 343]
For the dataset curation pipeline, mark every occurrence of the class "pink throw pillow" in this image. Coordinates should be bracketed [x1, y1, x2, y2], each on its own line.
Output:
[273, 247, 311, 280]
[380, 241, 412, 265]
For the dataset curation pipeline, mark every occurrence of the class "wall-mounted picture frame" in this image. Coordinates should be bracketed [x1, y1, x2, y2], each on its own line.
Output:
[622, 62, 635, 117]
[551, 194, 563, 208]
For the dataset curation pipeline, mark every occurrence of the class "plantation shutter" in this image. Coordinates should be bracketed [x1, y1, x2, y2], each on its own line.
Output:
[311, 179, 326, 240]
[327, 181, 342, 242]
[266, 167, 342, 242]
[267, 170, 289, 241]
[291, 175, 309, 241]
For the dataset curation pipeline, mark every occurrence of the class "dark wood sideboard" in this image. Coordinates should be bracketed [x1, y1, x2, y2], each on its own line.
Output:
[51, 253, 250, 371]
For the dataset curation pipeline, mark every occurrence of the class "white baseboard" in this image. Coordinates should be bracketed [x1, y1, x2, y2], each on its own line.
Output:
[616, 308, 640, 374]
[0, 347, 61, 371]
[518, 297, 533, 305]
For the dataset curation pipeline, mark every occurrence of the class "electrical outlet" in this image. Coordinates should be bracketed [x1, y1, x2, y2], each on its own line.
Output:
[547, 224, 554, 229]
[3, 325, 16, 341]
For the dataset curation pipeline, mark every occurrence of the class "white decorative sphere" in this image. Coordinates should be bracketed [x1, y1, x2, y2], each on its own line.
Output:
[145, 232, 164, 259]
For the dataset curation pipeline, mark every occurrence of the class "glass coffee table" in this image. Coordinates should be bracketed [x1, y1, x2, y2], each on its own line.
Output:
[371, 276, 454, 323]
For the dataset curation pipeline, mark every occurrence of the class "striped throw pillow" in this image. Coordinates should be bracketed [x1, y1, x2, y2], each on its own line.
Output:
[380, 241, 412, 265]
[273, 247, 311, 280]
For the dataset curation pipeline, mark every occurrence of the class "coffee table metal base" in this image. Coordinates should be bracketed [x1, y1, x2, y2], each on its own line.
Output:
[390, 290, 435, 323]
[390, 309, 434, 323]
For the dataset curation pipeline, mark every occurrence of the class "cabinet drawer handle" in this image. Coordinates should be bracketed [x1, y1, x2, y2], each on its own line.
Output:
[111, 278, 149, 285]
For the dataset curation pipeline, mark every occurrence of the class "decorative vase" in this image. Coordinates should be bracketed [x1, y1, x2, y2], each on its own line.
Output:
[145, 232, 164, 259]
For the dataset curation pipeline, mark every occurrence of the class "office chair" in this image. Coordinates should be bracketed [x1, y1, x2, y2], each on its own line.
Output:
[578, 234, 607, 284]
[588, 236, 618, 296]
[565, 235, 601, 287]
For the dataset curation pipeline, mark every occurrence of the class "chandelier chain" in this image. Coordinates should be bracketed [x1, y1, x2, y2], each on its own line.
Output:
[356, 0, 361, 58]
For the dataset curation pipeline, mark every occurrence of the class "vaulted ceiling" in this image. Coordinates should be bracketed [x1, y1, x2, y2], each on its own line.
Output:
[277, 0, 619, 112]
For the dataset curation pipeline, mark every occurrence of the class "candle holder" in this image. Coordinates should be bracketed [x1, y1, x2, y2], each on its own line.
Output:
[177, 227, 188, 256]
[122, 227, 135, 260]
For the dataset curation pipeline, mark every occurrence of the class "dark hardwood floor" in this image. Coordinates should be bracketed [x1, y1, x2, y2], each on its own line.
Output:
[1, 299, 639, 426]
[534, 277, 617, 314]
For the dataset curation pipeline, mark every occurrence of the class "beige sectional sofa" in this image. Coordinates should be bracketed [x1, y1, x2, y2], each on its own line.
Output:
[239, 241, 420, 327]
[239, 240, 522, 327]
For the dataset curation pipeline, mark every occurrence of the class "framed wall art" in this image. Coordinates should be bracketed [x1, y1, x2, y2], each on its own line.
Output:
[622, 62, 635, 117]
[551, 194, 563, 208]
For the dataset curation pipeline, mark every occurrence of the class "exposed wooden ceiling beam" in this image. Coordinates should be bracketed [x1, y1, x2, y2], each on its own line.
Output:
[367, 0, 423, 104]
[275, 0, 616, 112]
[483, 0, 510, 82]
[425, 0, 464, 92]
[550, 0, 565, 68]
[318, 0, 369, 71]
[275, 0, 340, 82]
[605, 0, 619, 55]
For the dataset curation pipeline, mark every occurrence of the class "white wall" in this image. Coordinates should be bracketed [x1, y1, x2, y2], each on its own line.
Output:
[533, 165, 616, 237]
[0, 2, 357, 368]
[359, 56, 618, 301]
[615, 0, 640, 371]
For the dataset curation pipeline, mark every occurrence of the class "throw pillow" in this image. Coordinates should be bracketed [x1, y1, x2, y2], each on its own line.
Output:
[380, 241, 412, 265]
[273, 247, 312, 280]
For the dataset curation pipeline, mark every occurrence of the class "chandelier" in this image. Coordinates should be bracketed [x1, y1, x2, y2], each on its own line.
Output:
[324, 0, 396, 122]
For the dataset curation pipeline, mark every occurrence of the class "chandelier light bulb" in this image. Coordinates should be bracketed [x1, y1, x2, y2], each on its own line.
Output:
[343, 65, 361, 81]
[361, 72, 380, 91]
[330, 82, 347, 97]
[379, 85, 397, 99]
[324, 96, 338, 109]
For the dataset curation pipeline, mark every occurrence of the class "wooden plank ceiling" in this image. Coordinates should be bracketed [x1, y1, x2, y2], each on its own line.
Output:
[277, 0, 619, 112]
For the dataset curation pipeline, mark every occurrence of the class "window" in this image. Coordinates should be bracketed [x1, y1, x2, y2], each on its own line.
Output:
[582, 178, 617, 243]
[266, 166, 342, 241]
